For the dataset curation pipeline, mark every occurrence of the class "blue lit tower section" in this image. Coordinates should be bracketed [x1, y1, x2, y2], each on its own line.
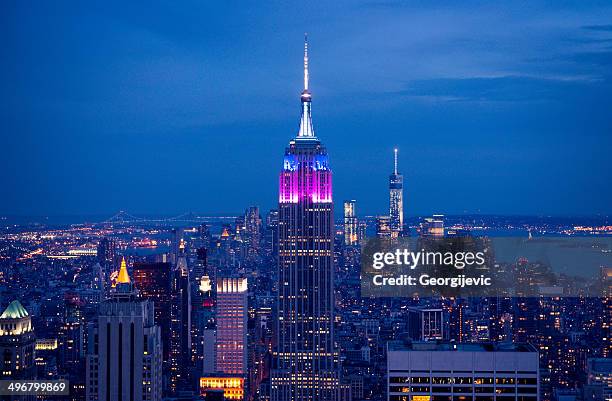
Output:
[389, 148, 404, 237]
[272, 36, 339, 401]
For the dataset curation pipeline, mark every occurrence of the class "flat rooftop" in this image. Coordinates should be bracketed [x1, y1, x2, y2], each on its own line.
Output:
[388, 341, 537, 353]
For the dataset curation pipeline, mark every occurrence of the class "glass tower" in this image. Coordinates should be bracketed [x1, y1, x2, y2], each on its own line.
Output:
[271, 35, 339, 401]
[389, 148, 404, 237]
[343, 200, 358, 246]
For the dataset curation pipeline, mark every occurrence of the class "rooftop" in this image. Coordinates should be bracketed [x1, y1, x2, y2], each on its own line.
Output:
[0, 300, 29, 320]
[388, 340, 537, 353]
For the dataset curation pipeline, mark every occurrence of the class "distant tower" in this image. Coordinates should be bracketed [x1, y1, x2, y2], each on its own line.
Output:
[376, 215, 392, 238]
[244, 206, 262, 260]
[389, 148, 404, 237]
[264, 209, 280, 258]
[0, 300, 36, 379]
[343, 200, 358, 246]
[85, 258, 163, 401]
[97, 237, 117, 274]
[272, 34, 339, 401]
[420, 214, 445, 238]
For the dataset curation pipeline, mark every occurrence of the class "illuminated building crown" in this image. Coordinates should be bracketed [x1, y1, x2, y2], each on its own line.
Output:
[278, 36, 333, 204]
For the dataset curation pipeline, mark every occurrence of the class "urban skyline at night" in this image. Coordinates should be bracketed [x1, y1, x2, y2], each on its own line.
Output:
[2, 2, 612, 217]
[1, 3, 611, 401]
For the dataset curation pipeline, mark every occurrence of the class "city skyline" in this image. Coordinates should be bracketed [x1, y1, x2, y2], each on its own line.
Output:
[1, 4, 612, 401]
[2, 2, 612, 216]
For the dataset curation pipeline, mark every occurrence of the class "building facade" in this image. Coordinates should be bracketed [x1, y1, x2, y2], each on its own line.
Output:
[200, 277, 249, 400]
[169, 239, 192, 393]
[86, 259, 163, 401]
[387, 341, 539, 401]
[271, 36, 339, 401]
[131, 261, 172, 363]
[0, 300, 36, 380]
[343, 200, 358, 246]
[215, 277, 248, 375]
[407, 307, 446, 341]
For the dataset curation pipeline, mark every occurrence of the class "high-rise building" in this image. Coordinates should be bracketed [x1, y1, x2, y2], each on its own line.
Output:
[215, 277, 248, 375]
[85, 259, 163, 401]
[420, 214, 445, 237]
[58, 293, 85, 374]
[376, 215, 392, 238]
[389, 148, 404, 237]
[0, 300, 36, 379]
[131, 261, 172, 364]
[387, 341, 540, 401]
[586, 358, 612, 400]
[244, 206, 262, 260]
[192, 246, 210, 375]
[97, 237, 117, 273]
[169, 239, 192, 393]
[264, 209, 279, 258]
[407, 307, 446, 341]
[271, 35, 339, 401]
[200, 277, 248, 400]
[343, 200, 358, 246]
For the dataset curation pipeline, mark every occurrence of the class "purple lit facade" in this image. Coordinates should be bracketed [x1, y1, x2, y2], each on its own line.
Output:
[279, 150, 332, 204]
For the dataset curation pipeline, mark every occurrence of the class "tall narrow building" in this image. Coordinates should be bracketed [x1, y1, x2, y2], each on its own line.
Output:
[215, 277, 248, 375]
[271, 35, 339, 401]
[343, 200, 358, 246]
[200, 277, 248, 400]
[169, 238, 192, 393]
[85, 258, 163, 401]
[131, 259, 173, 383]
[389, 148, 404, 237]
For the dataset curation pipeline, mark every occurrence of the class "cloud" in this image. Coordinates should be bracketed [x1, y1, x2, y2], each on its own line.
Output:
[582, 24, 612, 32]
[395, 75, 594, 103]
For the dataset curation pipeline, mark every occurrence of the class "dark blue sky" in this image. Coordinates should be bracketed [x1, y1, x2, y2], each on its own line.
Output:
[2, 1, 611, 217]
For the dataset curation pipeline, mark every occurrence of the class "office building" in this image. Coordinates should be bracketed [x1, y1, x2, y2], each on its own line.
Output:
[344, 200, 358, 246]
[586, 358, 611, 400]
[0, 300, 36, 379]
[271, 36, 339, 401]
[85, 258, 163, 401]
[132, 261, 172, 363]
[200, 278, 248, 400]
[216, 277, 248, 375]
[407, 307, 446, 341]
[421, 215, 445, 238]
[169, 239, 192, 392]
[387, 341, 539, 401]
[376, 215, 392, 238]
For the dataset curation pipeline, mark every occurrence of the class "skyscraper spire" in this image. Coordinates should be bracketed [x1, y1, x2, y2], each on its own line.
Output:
[394, 148, 398, 175]
[303, 33, 309, 91]
[297, 34, 315, 139]
[117, 256, 131, 284]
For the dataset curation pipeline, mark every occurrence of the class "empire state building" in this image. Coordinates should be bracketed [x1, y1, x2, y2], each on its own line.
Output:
[271, 36, 339, 401]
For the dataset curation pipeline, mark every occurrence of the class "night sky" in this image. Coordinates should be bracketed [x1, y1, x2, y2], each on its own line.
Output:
[2, 1, 611, 217]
